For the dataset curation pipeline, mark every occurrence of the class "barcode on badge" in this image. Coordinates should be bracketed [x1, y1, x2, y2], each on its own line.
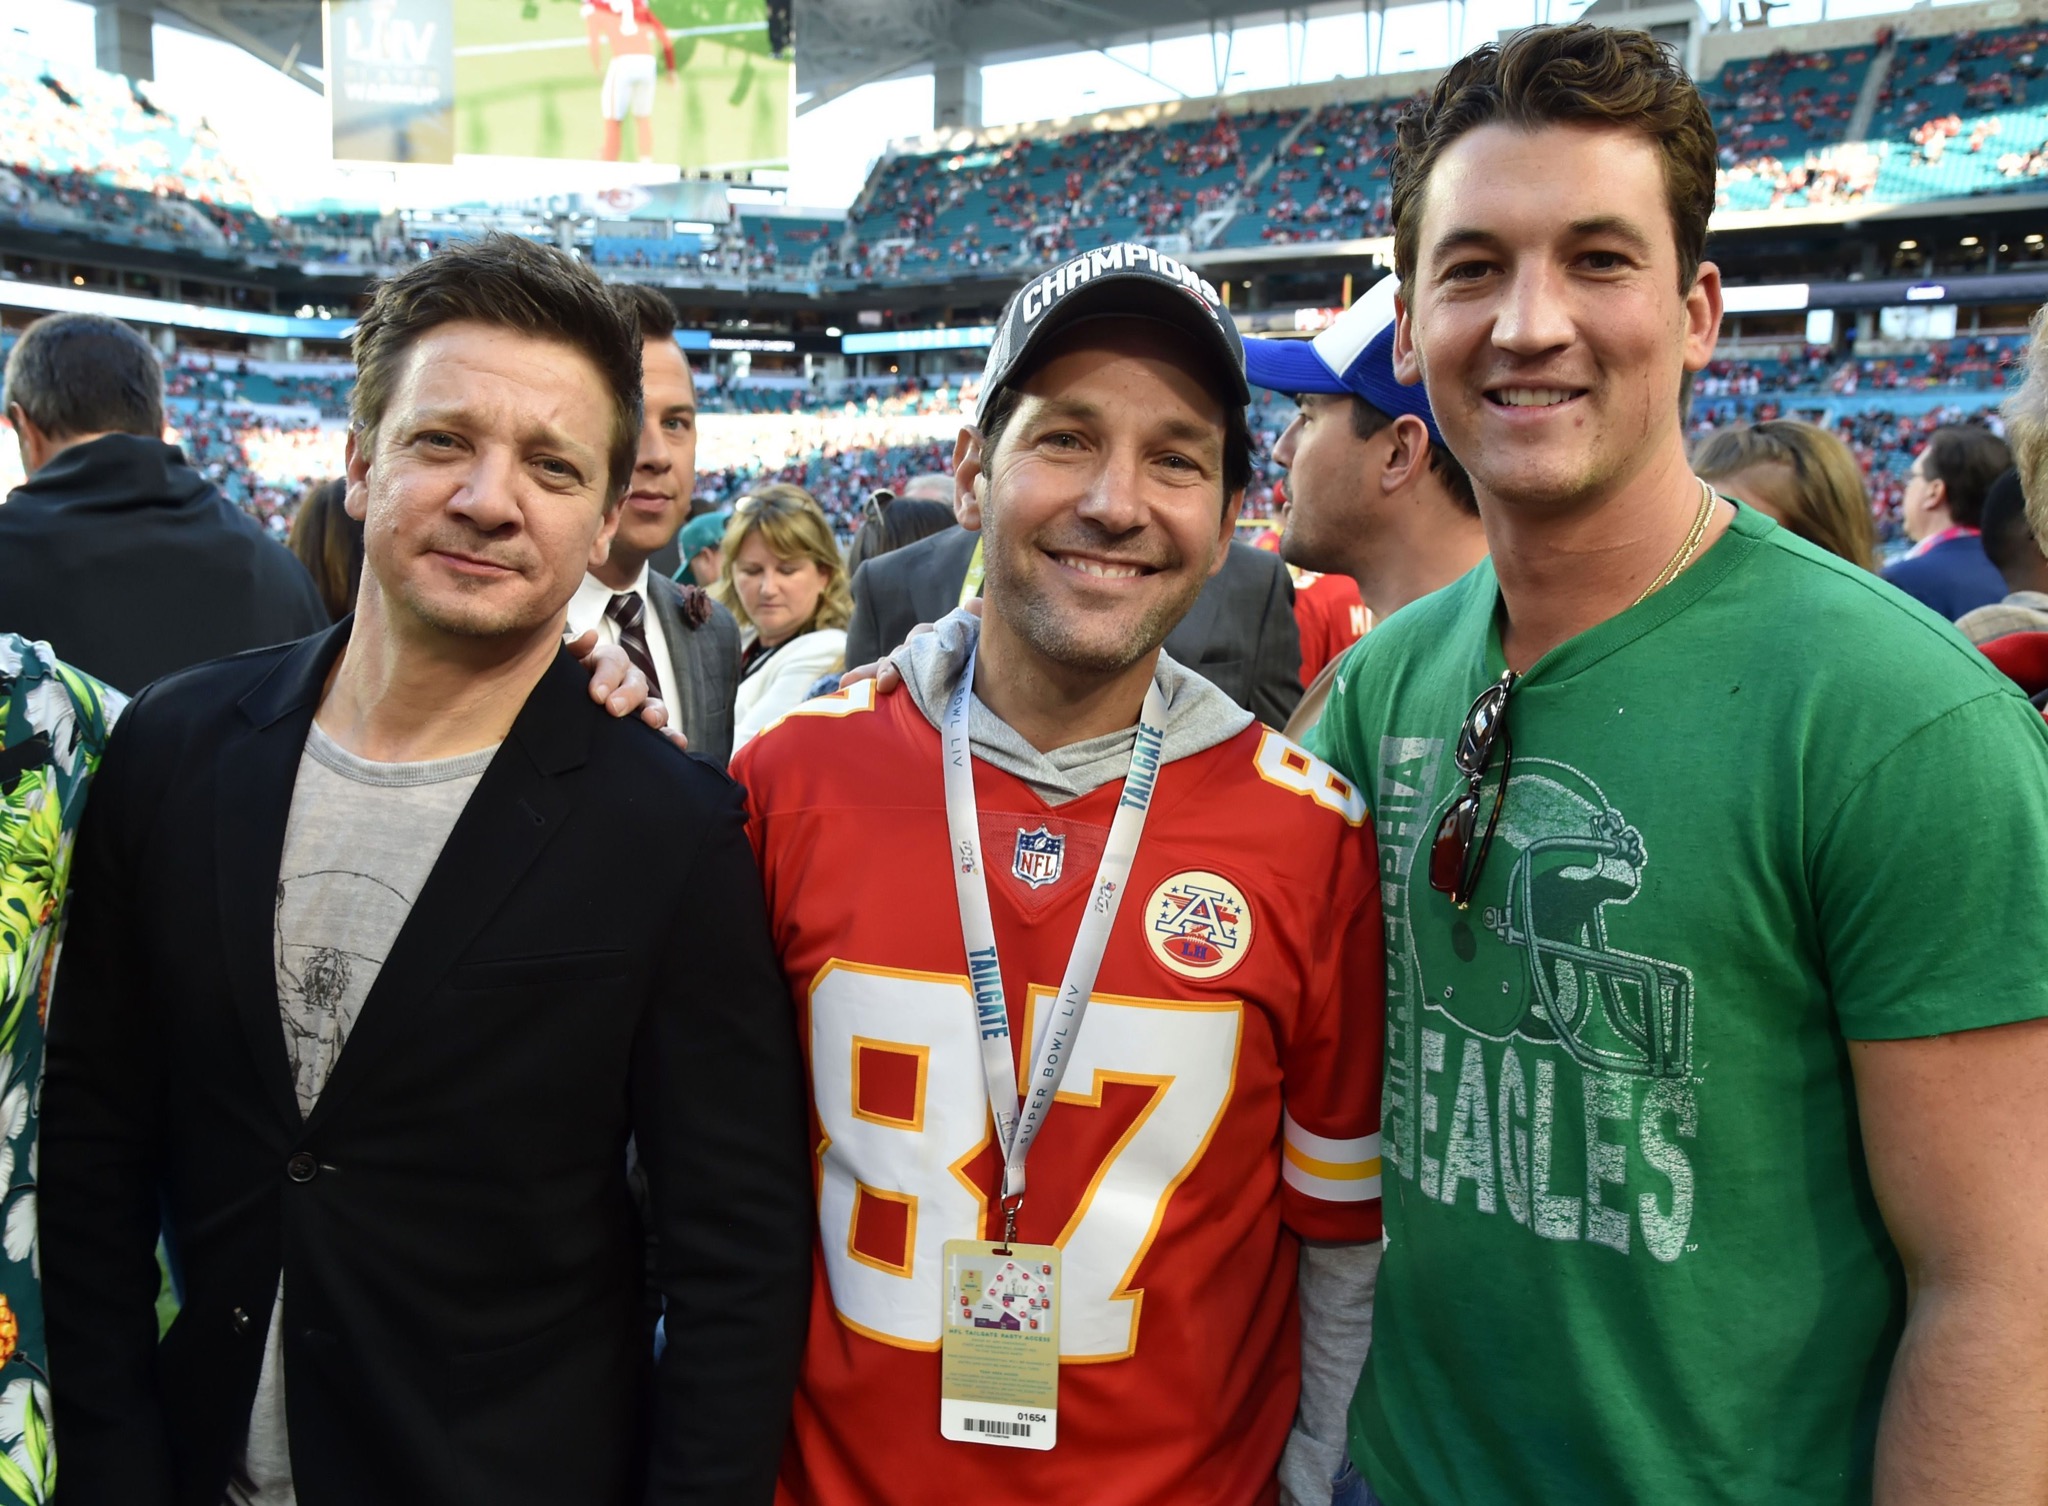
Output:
[962, 1418, 1032, 1439]
[940, 1400, 1057, 1450]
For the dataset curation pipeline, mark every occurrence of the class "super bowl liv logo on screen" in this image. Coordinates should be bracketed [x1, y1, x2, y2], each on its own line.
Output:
[328, 0, 455, 165]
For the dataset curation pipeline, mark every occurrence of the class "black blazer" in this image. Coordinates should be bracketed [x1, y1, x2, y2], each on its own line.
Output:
[0, 433, 329, 694]
[844, 527, 1305, 727]
[645, 578, 741, 769]
[41, 624, 813, 1506]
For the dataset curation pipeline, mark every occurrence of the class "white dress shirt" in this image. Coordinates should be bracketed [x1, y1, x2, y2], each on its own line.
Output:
[567, 562, 681, 706]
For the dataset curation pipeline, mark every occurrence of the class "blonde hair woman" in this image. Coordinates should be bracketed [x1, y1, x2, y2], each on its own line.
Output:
[1692, 419, 1878, 571]
[713, 482, 854, 749]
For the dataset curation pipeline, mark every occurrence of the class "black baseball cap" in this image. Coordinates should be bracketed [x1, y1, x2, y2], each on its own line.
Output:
[975, 242, 1251, 424]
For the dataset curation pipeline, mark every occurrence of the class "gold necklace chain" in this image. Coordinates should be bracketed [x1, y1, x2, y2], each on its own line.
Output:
[1630, 477, 1718, 609]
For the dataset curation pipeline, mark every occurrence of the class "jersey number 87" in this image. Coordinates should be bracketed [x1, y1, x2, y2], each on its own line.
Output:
[810, 961, 1242, 1361]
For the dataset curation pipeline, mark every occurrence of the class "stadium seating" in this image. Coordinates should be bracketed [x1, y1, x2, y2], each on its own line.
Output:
[844, 126, 1138, 278]
[592, 233, 706, 269]
[1221, 98, 1411, 248]
[1863, 24, 2048, 200]
[1705, 46, 1871, 162]
[737, 215, 843, 272]
[164, 362, 354, 419]
[1717, 24, 2048, 210]
[10, 16, 2048, 275]
[0, 49, 283, 257]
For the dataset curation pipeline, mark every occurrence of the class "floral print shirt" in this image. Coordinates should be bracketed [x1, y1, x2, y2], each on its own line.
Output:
[0, 637, 122, 1504]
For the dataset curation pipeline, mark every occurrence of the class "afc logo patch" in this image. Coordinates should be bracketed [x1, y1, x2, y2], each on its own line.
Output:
[1144, 870, 1254, 980]
[1011, 826, 1064, 889]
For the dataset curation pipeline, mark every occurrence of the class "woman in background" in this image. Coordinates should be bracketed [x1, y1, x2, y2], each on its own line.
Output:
[714, 483, 854, 750]
[846, 490, 955, 576]
[285, 478, 365, 621]
[1692, 419, 1878, 570]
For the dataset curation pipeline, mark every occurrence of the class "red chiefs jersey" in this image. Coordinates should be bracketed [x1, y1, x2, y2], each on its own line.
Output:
[1291, 569, 1370, 688]
[732, 679, 1385, 1506]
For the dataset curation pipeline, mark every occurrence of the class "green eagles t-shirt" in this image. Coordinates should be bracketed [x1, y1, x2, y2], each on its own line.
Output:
[1309, 503, 2048, 1506]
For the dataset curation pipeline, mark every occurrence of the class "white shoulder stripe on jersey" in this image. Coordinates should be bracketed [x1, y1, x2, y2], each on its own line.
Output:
[1283, 1159, 1383, 1204]
[1283, 1110, 1380, 1165]
[1281, 1110, 1382, 1204]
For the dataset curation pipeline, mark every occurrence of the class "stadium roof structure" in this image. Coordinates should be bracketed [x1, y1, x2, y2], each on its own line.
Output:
[143, 0, 1622, 108]
[796, 0, 1482, 108]
[147, 0, 328, 91]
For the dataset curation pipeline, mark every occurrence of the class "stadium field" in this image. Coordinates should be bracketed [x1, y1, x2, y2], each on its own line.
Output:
[452, 0, 789, 172]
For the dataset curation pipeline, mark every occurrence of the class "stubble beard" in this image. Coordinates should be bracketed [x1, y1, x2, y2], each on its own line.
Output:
[984, 528, 1204, 675]
[393, 569, 551, 640]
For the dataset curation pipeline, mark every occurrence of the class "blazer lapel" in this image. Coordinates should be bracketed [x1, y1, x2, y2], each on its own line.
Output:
[302, 650, 593, 1136]
[216, 623, 352, 1131]
[645, 579, 701, 743]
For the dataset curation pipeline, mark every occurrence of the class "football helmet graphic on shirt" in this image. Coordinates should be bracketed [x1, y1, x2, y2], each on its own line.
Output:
[1422, 758, 1695, 1079]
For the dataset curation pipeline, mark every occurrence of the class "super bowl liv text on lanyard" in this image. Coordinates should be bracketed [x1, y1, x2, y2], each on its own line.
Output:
[937, 643, 1169, 1451]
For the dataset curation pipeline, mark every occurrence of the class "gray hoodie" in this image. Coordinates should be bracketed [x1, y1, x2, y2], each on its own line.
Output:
[889, 607, 1380, 1506]
[894, 607, 1252, 804]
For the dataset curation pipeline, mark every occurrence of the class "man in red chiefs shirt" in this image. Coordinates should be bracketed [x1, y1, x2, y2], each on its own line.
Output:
[733, 243, 1385, 1506]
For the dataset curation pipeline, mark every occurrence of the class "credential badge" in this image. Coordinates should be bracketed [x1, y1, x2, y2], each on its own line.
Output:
[1011, 826, 1064, 890]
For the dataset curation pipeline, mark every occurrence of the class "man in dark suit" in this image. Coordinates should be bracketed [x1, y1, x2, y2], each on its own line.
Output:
[0, 312, 329, 694]
[40, 235, 812, 1506]
[1881, 424, 2012, 620]
[845, 522, 1303, 727]
[568, 285, 740, 766]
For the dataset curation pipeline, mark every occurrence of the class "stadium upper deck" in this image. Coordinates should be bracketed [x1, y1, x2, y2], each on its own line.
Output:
[10, 0, 2048, 306]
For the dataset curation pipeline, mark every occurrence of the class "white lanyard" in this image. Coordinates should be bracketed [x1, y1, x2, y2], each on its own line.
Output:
[942, 643, 1168, 1240]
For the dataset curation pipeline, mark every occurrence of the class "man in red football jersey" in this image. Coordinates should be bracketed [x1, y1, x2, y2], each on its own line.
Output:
[733, 243, 1385, 1506]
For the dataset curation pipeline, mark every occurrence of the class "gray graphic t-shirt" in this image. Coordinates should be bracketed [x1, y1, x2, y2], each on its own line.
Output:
[229, 721, 495, 1506]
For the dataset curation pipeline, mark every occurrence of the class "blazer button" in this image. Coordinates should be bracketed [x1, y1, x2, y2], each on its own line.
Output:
[286, 1152, 319, 1183]
[231, 1306, 255, 1336]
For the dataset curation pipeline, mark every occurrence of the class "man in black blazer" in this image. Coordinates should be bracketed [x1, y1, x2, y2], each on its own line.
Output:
[40, 235, 812, 1506]
[844, 522, 1304, 727]
[0, 312, 329, 694]
[564, 285, 740, 766]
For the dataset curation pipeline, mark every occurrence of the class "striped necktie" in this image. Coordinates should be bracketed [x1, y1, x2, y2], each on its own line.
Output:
[603, 590, 663, 700]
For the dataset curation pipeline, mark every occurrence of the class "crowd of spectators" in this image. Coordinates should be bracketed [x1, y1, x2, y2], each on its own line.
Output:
[1716, 146, 1879, 210]
[16, 20, 2048, 276]
[1687, 387, 2006, 548]
[164, 358, 354, 419]
[1704, 47, 1866, 161]
[0, 49, 296, 259]
[14, 336, 2020, 559]
[1878, 24, 2048, 124]
[163, 404, 339, 533]
[697, 436, 959, 540]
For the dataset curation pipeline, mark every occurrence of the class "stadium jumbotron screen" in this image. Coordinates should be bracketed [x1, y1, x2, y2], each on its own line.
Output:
[451, 0, 790, 171]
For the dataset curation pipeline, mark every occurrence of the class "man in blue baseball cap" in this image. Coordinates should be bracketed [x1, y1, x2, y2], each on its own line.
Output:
[1243, 275, 1486, 736]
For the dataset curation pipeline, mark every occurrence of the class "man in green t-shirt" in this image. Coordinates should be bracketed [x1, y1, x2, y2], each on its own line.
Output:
[1307, 23, 2048, 1506]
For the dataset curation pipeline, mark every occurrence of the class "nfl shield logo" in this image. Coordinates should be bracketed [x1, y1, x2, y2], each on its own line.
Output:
[1011, 826, 1064, 890]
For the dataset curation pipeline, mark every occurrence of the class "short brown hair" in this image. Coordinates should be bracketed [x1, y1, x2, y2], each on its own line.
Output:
[611, 282, 679, 343]
[349, 233, 642, 503]
[1918, 423, 2012, 530]
[1391, 24, 1718, 296]
[1347, 394, 1477, 515]
[1692, 420, 1876, 571]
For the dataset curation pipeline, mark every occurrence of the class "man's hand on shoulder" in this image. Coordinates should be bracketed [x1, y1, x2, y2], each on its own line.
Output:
[567, 629, 687, 750]
[837, 598, 982, 696]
